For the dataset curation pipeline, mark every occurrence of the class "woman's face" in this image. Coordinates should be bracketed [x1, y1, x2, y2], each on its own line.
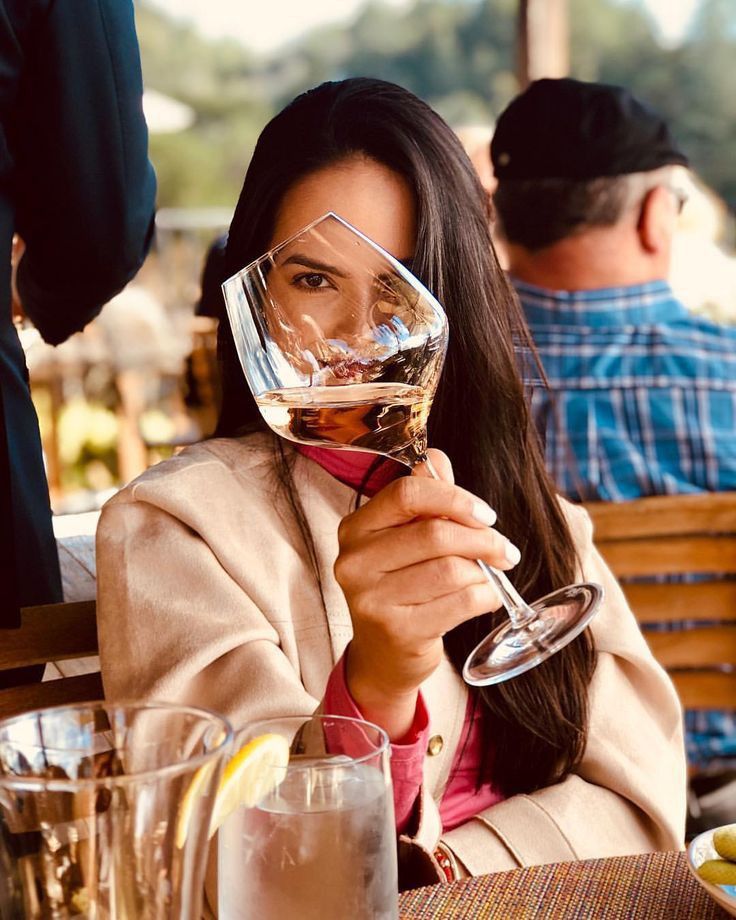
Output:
[265, 157, 421, 382]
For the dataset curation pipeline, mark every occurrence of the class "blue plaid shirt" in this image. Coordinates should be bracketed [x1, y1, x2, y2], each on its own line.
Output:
[516, 278, 736, 765]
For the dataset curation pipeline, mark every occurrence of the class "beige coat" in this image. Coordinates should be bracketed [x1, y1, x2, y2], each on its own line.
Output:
[97, 433, 686, 890]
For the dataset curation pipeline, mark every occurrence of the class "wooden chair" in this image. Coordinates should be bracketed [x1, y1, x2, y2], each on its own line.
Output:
[189, 316, 220, 417]
[0, 600, 102, 720]
[584, 492, 736, 711]
[187, 315, 220, 438]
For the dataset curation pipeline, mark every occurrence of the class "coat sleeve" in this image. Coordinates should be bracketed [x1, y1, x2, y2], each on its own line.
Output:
[413, 504, 687, 876]
[15, 0, 156, 345]
[96, 494, 319, 729]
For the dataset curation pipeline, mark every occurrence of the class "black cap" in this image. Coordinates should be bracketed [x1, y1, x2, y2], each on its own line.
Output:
[491, 78, 689, 181]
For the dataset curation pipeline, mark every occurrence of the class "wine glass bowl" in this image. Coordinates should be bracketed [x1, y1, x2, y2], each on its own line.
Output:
[223, 212, 602, 686]
[224, 212, 447, 467]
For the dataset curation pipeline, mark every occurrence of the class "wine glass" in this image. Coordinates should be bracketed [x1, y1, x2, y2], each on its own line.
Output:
[222, 212, 602, 685]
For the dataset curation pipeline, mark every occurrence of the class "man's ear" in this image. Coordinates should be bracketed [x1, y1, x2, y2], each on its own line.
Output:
[637, 185, 676, 254]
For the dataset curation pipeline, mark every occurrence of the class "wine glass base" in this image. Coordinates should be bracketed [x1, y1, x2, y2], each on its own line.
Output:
[462, 583, 603, 686]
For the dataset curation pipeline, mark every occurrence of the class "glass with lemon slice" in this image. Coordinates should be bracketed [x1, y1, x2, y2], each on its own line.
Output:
[215, 715, 398, 920]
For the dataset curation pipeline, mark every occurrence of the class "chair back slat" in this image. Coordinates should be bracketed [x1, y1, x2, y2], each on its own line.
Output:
[0, 601, 101, 719]
[0, 672, 104, 721]
[587, 491, 736, 540]
[621, 581, 736, 624]
[0, 601, 98, 670]
[670, 672, 736, 711]
[585, 491, 736, 713]
[599, 536, 736, 578]
[646, 626, 736, 669]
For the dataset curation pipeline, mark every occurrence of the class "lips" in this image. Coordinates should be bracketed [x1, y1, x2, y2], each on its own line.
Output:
[319, 356, 383, 384]
[310, 336, 389, 384]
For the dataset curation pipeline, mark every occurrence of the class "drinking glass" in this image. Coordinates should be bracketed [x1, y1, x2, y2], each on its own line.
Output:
[0, 701, 232, 919]
[222, 212, 602, 685]
[217, 714, 397, 920]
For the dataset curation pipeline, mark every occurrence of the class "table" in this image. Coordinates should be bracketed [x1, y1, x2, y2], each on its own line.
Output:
[44, 515, 99, 682]
[398, 851, 729, 919]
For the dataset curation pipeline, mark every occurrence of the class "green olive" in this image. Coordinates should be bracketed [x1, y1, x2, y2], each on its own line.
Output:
[697, 859, 736, 885]
[713, 825, 736, 862]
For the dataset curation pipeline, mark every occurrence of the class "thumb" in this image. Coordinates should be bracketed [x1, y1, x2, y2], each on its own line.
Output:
[412, 448, 454, 484]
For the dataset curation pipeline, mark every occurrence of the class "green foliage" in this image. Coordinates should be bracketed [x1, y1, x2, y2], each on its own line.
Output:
[289, 0, 518, 120]
[137, 0, 736, 210]
[666, 0, 736, 208]
[569, 0, 663, 83]
[137, 3, 274, 208]
[576, 0, 736, 208]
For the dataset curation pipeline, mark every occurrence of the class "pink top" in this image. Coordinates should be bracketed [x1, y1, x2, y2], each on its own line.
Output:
[296, 444, 402, 497]
[296, 444, 503, 834]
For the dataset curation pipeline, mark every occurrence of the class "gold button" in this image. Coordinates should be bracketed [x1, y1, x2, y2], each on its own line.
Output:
[427, 734, 444, 756]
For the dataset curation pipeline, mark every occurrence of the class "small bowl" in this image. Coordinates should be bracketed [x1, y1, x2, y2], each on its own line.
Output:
[687, 827, 736, 917]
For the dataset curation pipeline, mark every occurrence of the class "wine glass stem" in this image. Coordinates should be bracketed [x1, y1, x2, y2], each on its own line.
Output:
[418, 453, 538, 630]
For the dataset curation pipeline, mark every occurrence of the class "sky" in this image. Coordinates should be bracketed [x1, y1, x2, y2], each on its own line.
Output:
[643, 0, 700, 45]
[150, 0, 703, 53]
[151, 0, 412, 52]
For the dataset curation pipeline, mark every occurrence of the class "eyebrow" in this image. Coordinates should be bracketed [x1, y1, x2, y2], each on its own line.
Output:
[280, 253, 348, 277]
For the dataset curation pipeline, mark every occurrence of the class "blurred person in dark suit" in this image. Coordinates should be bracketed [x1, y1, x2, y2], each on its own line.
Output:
[0, 0, 156, 676]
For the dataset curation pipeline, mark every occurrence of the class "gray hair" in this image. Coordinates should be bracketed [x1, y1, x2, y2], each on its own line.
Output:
[494, 166, 676, 250]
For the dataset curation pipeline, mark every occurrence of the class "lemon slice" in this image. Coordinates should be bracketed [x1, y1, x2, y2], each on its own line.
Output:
[175, 758, 218, 849]
[208, 733, 290, 838]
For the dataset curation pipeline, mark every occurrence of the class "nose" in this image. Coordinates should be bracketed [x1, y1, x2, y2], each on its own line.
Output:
[322, 278, 383, 342]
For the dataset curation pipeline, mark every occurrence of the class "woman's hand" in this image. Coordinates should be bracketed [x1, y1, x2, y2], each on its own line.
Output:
[334, 449, 521, 739]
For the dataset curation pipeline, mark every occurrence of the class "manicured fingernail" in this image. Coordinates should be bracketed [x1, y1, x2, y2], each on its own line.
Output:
[505, 542, 521, 566]
[472, 501, 497, 527]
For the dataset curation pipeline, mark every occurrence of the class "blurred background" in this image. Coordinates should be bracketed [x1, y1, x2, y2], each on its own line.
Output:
[26, 0, 736, 517]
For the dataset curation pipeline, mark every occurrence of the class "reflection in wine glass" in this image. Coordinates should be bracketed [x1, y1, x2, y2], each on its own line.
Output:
[223, 212, 602, 686]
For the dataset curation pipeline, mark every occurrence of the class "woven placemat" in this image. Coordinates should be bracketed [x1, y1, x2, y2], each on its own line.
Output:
[398, 851, 730, 919]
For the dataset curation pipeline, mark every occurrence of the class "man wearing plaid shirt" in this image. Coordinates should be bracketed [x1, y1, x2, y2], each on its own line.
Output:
[491, 79, 736, 773]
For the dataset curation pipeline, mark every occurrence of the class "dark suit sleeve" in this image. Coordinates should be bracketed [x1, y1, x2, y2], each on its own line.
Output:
[15, 0, 156, 345]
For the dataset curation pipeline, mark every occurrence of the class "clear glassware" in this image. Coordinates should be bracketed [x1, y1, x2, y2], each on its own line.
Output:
[217, 714, 397, 920]
[223, 212, 602, 686]
[0, 701, 232, 919]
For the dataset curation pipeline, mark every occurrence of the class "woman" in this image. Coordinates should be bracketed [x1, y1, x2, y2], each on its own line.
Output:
[97, 79, 685, 889]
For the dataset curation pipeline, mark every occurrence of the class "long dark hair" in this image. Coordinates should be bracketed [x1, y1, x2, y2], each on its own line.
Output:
[217, 78, 596, 797]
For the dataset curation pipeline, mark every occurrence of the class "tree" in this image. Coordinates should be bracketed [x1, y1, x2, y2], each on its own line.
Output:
[136, 0, 736, 211]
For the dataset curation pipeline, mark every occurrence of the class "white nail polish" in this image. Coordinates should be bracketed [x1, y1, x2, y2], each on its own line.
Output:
[472, 501, 497, 527]
[505, 542, 521, 566]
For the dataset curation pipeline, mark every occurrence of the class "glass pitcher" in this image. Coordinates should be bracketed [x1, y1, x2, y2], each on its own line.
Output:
[0, 700, 232, 919]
